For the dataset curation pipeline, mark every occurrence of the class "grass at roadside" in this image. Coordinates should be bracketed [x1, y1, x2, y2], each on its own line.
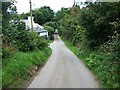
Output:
[61, 36, 119, 88]
[2, 47, 51, 88]
[60, 36, 90, 60]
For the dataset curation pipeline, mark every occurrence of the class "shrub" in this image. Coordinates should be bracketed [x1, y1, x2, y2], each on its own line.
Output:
[85, 54, 97, 69]
[85, 33, 120, 88]
[43, 25, 54, 40]
[2, 47, 11, 59]
[36, 36, 48, 50]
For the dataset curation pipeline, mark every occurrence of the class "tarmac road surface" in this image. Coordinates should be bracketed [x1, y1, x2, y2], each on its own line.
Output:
[28, 34, 100, 88]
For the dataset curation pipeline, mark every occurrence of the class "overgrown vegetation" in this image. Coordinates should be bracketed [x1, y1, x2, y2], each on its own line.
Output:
[2, 0, 120, 88]
[43, 25, 54, 40]
[2, 2, 52, 88]
[2, 48, 51, 88]
[56, 2, 120, 88]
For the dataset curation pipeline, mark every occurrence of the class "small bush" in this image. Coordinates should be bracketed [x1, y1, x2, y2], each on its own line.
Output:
[85, 54, 97, 69]
[36, 36, 48, 50]
[43, 25, 54, 40]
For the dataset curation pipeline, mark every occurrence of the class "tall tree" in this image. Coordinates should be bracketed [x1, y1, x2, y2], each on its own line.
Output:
[80, 2, 120, 48]
[32, 6, 54, 25]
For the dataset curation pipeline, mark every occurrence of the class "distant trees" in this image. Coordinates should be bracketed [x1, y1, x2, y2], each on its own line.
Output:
[19, 6, 54, 26]
[55, 6, 82, 46]
[55, 2, 120, 49]
[32, 6, 54, 25]
[20, 6, 54, 26]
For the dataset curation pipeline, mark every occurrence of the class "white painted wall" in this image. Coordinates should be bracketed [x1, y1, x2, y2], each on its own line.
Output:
[39, 32, 48, 37]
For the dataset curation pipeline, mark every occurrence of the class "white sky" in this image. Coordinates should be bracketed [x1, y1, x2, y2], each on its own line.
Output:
[15, 0, 87, 14]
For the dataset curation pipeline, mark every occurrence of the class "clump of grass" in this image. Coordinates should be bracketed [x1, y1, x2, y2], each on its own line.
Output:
[2, 48, 51, 88]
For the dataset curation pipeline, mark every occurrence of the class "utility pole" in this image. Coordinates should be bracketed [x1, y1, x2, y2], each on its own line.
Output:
[73, 0, 75, 7]
[29, 0, 33, 31]
[79, 0, 81, 8]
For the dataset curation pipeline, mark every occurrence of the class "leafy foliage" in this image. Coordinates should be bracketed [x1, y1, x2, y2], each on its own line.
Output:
[2, 3, 52, 88]
[2, 22, 48, 58]
[85, 33, 120, 88]
[43, 25, 54, 40]
[32, 6, 54, 25]
[2, 3, 49, 57]
[56, 2, 120, 88]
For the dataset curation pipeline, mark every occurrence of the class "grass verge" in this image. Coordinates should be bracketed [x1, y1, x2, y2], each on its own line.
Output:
[2, 47, 52, 88]
[61, 36, 119, 88]
[60, 36, 90, 60]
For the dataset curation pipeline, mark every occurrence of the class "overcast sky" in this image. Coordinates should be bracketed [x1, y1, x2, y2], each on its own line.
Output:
[15, 0, 87, 14]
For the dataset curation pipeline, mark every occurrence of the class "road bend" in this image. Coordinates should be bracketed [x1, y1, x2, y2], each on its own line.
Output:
[28, 34, 100, 88]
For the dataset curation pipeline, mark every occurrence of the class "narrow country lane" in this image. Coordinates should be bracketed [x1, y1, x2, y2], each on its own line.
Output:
[28, 34, 100, 88]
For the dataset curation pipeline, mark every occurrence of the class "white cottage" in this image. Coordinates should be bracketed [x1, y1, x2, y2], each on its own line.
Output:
[20, 17, 48, 37]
